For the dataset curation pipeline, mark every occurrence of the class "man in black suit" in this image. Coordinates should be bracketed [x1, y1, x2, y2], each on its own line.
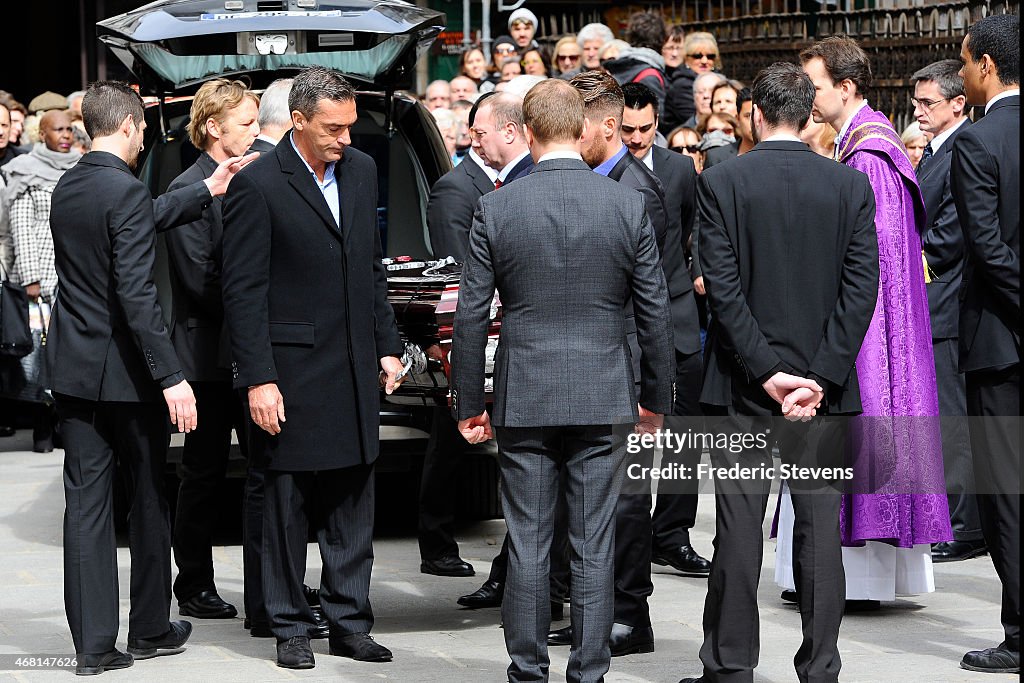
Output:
[221, 66, 405, 670]
[451, 77, 674, 683]
[951, 14, 1020, 675]
[621, 82, 710, 579]
[678, 62, 879, 683]
[165, 78, 259, 622]
[909, 60, 986, 564]
[47, 81, 253, 675]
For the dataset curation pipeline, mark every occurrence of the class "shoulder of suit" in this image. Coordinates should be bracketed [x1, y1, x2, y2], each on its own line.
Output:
[168, 159, 206, 190]
[341, 145, 375, 170]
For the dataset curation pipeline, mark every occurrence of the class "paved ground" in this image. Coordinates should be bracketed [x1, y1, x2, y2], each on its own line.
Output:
[0, 430, 1012, 682]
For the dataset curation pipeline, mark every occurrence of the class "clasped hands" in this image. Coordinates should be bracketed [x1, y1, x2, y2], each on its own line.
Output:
[762, 372, 824, 421]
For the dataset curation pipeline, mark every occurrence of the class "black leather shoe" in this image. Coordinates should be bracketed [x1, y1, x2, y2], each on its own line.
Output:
[678, 677, 706, 683]
[610, 623, 655, 657]
[783, 590, 879, 612]
[458, 579, 503, 608]
[247, 621, 274, 638]
[76, 649, 134, 675]
[0, 425, 15, 437]
[304, 584, 321, 607]
[421, 555, 475, 577]
[179, 590, 237, 619]
[127, 620, 192, 659]
[329, 633, 392, 662]
[548, 625, 571, 646]
[652, 545, 711, 576]
[310, 606, 329, 639]
[961, 646, 1020, 673]
[781, 590, 798, 603]
[277, 636, 315, 669]
[932, 539, 987, 563]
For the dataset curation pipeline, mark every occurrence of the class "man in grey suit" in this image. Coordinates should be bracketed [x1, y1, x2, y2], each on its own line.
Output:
[451, 78, 674, 683]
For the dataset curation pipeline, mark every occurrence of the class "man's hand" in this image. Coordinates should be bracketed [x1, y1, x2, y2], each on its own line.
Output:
[635, 404, 664, 435]
[163, 380, 197, 433]
[25, 282, 41, 299]
[762, 372, 823, 422]
[203, 152, 260, 196]
[693, 276, 706, 296]
[458, 412, 493, 444]
[380, 355, 407, 395]
[248, 382, 285, 435]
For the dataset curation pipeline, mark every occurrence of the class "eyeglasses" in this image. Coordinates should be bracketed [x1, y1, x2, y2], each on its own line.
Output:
[511, 20, 532, 29]
[910, 96, 949, 110]
[469, 128, 489, 141]
[495, 45, 517, 55]
[688, 52, 718, 61]
[671, 144, 701, 154]
[522, 58, 543, 65]
[557, 54, 581, 62]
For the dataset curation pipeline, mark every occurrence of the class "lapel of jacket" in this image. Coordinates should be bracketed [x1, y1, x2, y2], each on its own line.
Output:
[278, 133, 342, 239]
[464, 157, 497, 195]
[335, 152, 358, 253]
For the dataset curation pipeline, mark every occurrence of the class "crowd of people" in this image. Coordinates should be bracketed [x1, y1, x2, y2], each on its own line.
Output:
[0, 5, 1018, 683]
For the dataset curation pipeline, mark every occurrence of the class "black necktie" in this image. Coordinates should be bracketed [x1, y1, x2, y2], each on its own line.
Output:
[917, 142, 934, 173]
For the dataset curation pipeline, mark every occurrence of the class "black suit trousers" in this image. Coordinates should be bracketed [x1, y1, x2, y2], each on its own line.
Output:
[243, 436, 268, 626]
[172, 381, 247, 601]
[418, 408, 467, 560]
[57, 394, 172, 655]
[966, 364, 1020, 652]
[263, 465, 376, 643]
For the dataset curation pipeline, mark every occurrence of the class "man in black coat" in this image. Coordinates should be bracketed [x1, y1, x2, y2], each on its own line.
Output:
[909, 60, 985, 564]
[221, 67, 405, 670]
[951, 14, 1020, 675]
[621, 83, 710, 578]
[164, 78, 260, 622]
[678, 63, 879, 683]
[47, 81, 252, 675]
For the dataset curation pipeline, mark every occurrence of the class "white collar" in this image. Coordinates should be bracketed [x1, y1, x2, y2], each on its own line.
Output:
[498, 149, 531, 182]
[986, 89, 1020, 114]
[468, 148, 499, 182]
[835, 99, 870, 147]
[928, 117, 968, 154]
[640, 147, 654, 171]
[255, 133, 279, 146]
[762, 133, 803, 143]
[537, 151, 583, 163]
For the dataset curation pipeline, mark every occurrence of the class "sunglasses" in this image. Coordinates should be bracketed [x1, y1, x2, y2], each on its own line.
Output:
[496, 45, 517, 54]
[689, 52, 718, 60]
[557, 54, 581, 62]
[671, 144, 701, 154]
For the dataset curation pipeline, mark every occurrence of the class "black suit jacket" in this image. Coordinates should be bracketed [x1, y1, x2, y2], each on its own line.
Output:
[650, 146, 701, 354]
[501, 153, 534, 184]
[951, 95, 1020, 372]
[697, 141, 879, 414]
[221, 133, 403, 471]
[918, 118, 970, 340]
[47, 152, 213, 403]
[165, 153, 228, 381]
[451, 157, 674, 426]
[246, 137, 278, 155]
[426, 155, 495, 261]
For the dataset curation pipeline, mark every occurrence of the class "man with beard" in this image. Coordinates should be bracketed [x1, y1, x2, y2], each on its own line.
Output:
[47, 81, 253, 675]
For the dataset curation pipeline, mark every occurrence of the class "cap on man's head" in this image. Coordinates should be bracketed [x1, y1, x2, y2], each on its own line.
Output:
[493, 35, 517, 51]
[28, 91, 69, 114]
[508, 8, 538, 29]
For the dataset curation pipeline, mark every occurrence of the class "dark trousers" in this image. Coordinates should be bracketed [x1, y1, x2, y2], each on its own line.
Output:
[496, 425, 625, 683]
[418, 408, 466, 560]
[699, 410, 844, 683]
[932, 338, 983, 541]
[651, 349, 703, 550]
[243, 449, 267, 626]
[172, 381, 246, 601]
[57, 394, 172, 655]
[965, 364, 1020, 652]
[263, 465, 376, 642]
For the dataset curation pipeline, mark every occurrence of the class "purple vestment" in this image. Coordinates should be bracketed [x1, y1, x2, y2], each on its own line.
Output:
[837, 105, 953, 547]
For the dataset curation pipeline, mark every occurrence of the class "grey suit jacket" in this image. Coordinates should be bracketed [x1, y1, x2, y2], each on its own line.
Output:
[451, 157, 675, 427]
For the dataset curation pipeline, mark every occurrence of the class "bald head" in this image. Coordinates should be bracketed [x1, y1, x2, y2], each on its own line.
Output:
[40, 110, 74, 153]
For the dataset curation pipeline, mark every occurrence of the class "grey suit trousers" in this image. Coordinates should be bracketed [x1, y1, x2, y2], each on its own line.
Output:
[496, 425, 626, 683]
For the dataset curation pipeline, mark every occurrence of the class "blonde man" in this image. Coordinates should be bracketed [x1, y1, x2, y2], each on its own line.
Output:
[167, 78, 259, 621]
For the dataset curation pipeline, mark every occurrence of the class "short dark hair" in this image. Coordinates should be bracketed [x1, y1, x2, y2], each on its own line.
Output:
[288, 66, 355, 120]
[911, 59, 966, 99]
[626, 11, 668, 52]
[738, 86, 752, 107]
[467, 91, 496, 127]
[621, 83, 660, 118]
[523, 79, 584, 144]
[570, 70, 625, 123]
[751, 62, 815, 129]
[965, 13, 1019, 86]
[81, 81, 144, 139]
[800, 35, 872, 95]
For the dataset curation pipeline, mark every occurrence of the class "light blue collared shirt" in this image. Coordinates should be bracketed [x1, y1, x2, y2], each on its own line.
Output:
[289, 132, 340, 227]
[593, 143, 629, 177]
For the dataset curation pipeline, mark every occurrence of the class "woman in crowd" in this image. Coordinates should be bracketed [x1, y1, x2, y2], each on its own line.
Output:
[599, 39, 630, 63]
[520, 48, 551, 77]
[802, 118, 838, 158]
[551, 36, 583, 79]
[900, 121, 929, 169]
[667, 125, 704, 173]
[499, 58, 523, 82]
[458, 47, 489, 87]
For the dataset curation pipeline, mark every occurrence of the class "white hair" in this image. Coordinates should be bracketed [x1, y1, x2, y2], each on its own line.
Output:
[693, 71, 727, 95]
[431, 107, 458, 132]
[577, 23, 614, 47]
[503, 75, 547, 98]
[258, 78, 294, 129]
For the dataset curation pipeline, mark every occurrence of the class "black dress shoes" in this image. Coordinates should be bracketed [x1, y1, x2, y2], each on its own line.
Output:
[75, 649, 134, 675]
[126, 620, 192, 659]
[300, 585, 329, 639]
[329, 633, 393, 662]
[421, 555, 475, 577]
[782, 590, 879, 612]
[179, 590, 237, 619]
[548, 625, 571, 646]
[609, 623, 655, 656]
[458, 579, 504, 608]
[781, 589, 798, 603]
[678, 677, 706, 683]
[0, 425, 15, 437]
[652, 545, 712, 576]
[277, 636, 315, 669]
[244, 618, 274, 638]
[932, 539, 987, 563]
[961, 645, 1020, 673]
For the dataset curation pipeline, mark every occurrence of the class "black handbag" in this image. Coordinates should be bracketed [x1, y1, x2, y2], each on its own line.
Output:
[0, 265, 33, 357]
